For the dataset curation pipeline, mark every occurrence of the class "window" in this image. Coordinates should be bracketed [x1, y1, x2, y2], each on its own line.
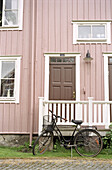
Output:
[72, 21, 111, 44]
[0, 56, 21, 103]
[0, 0, 23, 30]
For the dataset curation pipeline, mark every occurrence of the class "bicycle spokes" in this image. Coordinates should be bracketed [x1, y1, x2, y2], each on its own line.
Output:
[74, 129, 103, 157]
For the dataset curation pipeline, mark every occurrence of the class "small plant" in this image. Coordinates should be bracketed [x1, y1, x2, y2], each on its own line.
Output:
[17, 140, 35, 153]
[103, 123, 112, 154]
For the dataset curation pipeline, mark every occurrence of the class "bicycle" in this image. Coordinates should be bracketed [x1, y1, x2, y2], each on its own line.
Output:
[33, 109, 103, 157]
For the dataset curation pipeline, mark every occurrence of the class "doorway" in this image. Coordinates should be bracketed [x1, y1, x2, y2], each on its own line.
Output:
[49, 57, 76, 100]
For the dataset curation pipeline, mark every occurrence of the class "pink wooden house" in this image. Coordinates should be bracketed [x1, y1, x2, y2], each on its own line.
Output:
[0, 0, 112, 146]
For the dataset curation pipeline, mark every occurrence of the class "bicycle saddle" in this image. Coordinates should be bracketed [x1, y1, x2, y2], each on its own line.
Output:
[72, 120, 83, 125]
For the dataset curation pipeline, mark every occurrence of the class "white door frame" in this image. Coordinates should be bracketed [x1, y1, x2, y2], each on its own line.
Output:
[103, 52, 112, 101]
[44, 53, 81, 101]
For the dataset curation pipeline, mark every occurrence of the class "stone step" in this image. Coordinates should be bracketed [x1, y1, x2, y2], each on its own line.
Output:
[54, 125, 109, 136]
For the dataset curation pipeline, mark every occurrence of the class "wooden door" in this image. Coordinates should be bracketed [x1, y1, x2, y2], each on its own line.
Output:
[49, 57, 76, 100]
[108, 58, 112, 122]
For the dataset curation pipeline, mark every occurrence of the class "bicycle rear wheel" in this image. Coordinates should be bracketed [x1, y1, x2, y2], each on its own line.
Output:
[74, 129, 103, 157]
[33, 131, 53, 155]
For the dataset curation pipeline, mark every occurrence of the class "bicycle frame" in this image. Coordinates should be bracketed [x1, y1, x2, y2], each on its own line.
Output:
[52, 120, 79, 147]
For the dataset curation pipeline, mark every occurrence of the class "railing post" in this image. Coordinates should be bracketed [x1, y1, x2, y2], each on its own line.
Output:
[38, 97, 44, 135]
[75, 103, 81, 120]
[88, 97, 93, 126]
[105, 103, 110, 129]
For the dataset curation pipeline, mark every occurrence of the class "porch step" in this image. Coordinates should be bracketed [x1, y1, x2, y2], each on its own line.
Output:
[54, 125, 109, 136]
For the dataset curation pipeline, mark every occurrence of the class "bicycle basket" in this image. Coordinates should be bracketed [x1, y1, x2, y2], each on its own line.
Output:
[43, 115, 54, 131]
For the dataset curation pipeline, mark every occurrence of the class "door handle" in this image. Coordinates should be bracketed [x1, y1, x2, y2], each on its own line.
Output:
[73, 91, 76, 99]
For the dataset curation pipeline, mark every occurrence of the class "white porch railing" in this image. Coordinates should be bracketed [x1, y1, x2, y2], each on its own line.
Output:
[38, 97, 111, 134]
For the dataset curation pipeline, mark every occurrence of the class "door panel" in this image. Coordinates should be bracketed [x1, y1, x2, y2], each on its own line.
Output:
[49, 58, 75, 100]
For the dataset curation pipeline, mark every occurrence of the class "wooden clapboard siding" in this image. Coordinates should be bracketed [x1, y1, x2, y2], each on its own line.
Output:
[0, 0, 112, 134]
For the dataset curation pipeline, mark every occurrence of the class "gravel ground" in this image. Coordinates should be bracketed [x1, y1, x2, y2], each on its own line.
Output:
[0, 158, 112, 170]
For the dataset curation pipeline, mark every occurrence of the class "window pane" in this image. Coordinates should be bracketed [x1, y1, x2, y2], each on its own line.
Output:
[0, 79, 14, 97]
[1, 61, 15, 78]
[4, 10, 18, 25]
[109, 58, 112, 64]
[78, 26, 91, 38]
[63, 58, 75, 62]
[5, 0, 18, 10]
[92, 25, 105, 38]
[50, 58, 56, 62]
[57, 58, 62, 62]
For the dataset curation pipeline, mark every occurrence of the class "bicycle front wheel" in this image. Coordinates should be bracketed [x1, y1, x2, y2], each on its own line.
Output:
[74, 129, 103, 157]
[33, 131, 53, 155]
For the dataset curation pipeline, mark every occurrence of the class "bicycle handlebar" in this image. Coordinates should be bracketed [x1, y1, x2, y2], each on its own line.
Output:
[49, 109, 67, 122]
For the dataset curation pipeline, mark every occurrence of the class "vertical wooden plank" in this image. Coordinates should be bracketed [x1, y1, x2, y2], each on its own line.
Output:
[49, 0, 55, 51]
[49, 103, 52, 124]
[35, 0, 43, 97]
[5, 31, 12, 55]
[71, 104, 74, 121]
[95, 45, 102, 100]
[80, 45, 85, 100]
[49, 103, 52, 112]
[98, 104, 101, 123]
[80, 104, 82, 120]
[53, 103, 56, 116]
[43, 0, 49, 52]
[67, 0, 73, 52]
[3, 104, 10, 132]
[22, 0, 31, 69]
[91, 45, 96, 99]
[73, 0, 78, 20]
[9, 104, 15, 132]
[0, 32, 1, 55]
[58, 103, 61, 123]
[55, 0, 61, 52]
[105, 0, 111, 19]
[17, 31, 23, 54]
[103, 104, 105, 124]
[84, 0, 89, 19]
[35, 0, 42, 62]
[45, 103, 48, 116]
[101, 0, 106, 19]
[94, 104, 97, 123]
[62, 104, 65, 122]
[95, 0, 101, 20]
[11, 31, 18, 54]
[88, 0, 95, 19]
[67, 103, 69, 122]
[0, 104, 4, 132]
[84, 104, 87, 124]
[14, 104, 21, 132]
[60, 0, 67, 51]
[20, 69, 29, 132]
[78, 0, 84, 20]
[1, 31, 7, 55]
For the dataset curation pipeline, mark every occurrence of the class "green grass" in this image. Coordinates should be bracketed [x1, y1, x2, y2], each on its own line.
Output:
[0, 145, 112, 159]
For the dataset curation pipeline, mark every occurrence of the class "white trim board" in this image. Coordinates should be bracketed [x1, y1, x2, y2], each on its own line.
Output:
[44, 53, 81, 101]
[103, 53, 112, 101]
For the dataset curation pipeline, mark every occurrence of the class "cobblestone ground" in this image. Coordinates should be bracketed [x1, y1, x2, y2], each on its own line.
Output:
[0, 158, 112, 170]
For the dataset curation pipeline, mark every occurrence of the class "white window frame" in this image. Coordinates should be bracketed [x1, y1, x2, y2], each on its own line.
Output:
[0, 0, 23, 30]
[0, 56, 21, 103]
[44, 53, 81, 101]
[72, 21, 111, 44]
